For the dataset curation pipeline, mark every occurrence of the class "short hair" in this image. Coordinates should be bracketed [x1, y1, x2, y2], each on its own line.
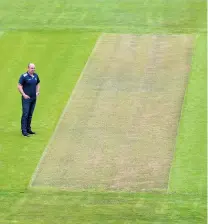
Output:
[28, 63, 35, 68]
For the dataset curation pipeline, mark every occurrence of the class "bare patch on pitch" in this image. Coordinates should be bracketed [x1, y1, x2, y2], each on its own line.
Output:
[31, 34, 193, 191]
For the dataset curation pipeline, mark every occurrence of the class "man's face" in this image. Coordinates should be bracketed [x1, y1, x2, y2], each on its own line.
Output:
[28, 64, 35, 74]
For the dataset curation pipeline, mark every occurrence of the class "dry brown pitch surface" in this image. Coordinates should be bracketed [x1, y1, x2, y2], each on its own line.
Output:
[31, 34, 193, 191]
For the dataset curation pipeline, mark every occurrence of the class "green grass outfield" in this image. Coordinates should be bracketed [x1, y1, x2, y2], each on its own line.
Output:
[0, 0, 206, 33]
[0, 0, 207, 223]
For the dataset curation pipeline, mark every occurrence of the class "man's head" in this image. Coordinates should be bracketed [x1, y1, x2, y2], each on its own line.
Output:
[27, 63, 35, 75]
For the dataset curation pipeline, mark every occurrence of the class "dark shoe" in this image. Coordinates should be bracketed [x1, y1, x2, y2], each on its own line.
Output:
[27, 130, 36, 134]
[22, 133, 30, 137]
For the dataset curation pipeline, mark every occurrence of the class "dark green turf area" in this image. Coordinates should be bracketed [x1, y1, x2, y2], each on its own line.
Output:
[0, 190, 206, 224]
[0, 0, 206, 33]
[0, 0, 206, 223]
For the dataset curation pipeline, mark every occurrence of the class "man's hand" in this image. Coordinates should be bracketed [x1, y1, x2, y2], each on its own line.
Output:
[23, 94, 30, 99]
[18, 84, 30, 99]
[36, 91, 40, 96]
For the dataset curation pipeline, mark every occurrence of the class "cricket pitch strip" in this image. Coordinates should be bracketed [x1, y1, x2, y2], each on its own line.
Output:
[31, 34, 193, 191]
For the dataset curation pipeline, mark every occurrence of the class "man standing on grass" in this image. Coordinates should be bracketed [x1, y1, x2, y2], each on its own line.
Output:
[17, 63, 40, 137]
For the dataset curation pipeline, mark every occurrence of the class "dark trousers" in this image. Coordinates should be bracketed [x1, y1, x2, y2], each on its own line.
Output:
[21, 97, 36, 133]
